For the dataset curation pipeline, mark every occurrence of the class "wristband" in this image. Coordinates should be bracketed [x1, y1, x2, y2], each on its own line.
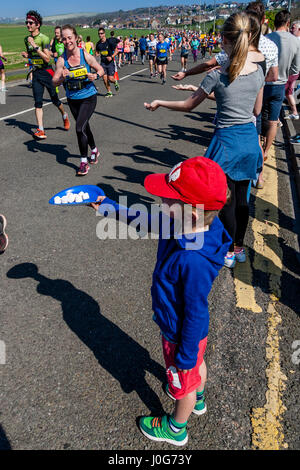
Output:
[96, 73, 101, 80]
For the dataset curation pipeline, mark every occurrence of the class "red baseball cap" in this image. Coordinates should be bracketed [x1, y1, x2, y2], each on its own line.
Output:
[144, 157, 227, 210]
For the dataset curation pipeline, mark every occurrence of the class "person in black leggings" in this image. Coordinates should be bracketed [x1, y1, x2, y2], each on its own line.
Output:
[53, 24, 104, 176]
[219, 177, 250, 253]
[67, 94, 97, 161]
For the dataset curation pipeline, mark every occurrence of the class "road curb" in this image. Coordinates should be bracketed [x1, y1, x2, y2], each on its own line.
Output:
[281, 102, 300, 202]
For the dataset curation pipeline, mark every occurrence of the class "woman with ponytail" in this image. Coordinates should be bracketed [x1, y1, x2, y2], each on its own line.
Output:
[144, 12, 265, 268]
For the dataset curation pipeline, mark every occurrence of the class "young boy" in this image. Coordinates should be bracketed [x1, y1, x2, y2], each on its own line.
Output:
[90, 156, 231, 446]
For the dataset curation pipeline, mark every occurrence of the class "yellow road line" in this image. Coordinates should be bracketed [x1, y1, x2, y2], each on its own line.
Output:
[249, 146, 287, 449]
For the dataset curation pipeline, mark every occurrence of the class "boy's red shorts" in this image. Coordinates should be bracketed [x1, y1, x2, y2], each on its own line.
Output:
[162, 335, 207, 400]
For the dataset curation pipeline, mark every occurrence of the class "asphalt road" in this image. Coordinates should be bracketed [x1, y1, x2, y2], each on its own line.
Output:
[0, 53, 299, 451]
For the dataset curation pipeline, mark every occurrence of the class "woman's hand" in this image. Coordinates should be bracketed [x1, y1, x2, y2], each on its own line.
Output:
[144, 100, 160, 112]
[87, 72, 97, 81]
[62, 67, 70, 79]
[171, 71, 186, 81]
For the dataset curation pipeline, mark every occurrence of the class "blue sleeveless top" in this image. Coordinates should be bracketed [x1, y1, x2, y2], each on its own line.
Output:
[63, 48, 97, 100]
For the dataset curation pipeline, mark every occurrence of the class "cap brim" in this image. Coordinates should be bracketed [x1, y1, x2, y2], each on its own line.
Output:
[144, 173, 181, 200]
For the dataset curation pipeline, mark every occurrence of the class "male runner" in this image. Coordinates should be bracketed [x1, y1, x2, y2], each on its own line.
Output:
[22, 11, 69, 139]
[50, 26, 65, 62]
[96, 27, 119, 98]
[147, 33, 157, 78]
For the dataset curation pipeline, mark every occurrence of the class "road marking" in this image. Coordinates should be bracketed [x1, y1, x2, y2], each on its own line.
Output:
[119, 68, 148, 81]
[250, 145, 287, 449]
[234, 259, 262, 313]
[0, 97, 67, 122]
[0, 68, 148, 122]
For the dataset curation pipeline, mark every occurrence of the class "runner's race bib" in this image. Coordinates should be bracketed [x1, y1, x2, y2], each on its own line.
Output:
[101, 50, 108, 56]
[31, 58, 44, 65]
[68, 65, 88, 79]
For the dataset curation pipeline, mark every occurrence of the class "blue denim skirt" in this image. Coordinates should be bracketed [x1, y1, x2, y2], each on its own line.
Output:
[204, 122, 263, 181]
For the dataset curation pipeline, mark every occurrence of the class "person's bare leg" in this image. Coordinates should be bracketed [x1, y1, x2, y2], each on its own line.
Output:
[287, 93, 298, 116]
[102, 75, 110, 93]
[35, 107, 43, 129]
[174, 390, 196, 423]
[196, 360, 207, 393]
[264, 120, 278, 160]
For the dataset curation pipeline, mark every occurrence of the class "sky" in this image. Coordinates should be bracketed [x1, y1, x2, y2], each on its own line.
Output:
[1, 0, 239, 19]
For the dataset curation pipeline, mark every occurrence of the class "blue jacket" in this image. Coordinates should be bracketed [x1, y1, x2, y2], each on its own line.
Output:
[139, 38, 147, 51]
[98, 199, 231, 370]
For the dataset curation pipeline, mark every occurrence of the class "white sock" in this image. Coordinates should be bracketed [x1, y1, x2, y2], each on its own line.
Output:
[81, 157, 88, 163]
[39, 126, 44, 131]
[63, 113, 68, 119]
[91, 147, 97, 153]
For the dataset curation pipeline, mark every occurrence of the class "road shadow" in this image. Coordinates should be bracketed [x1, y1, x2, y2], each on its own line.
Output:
[0, 424, 11, 450]
[7, 263, 166, 415]
[98, 183, 155, 207]
[158, 123, 213, 145]
[113, 144, 188, 170]
[24, 140, 78, 172]
[233, 245, 300, 315]
[5, 118, 35, 137]
[94, 111, 171, 137]
[249, 193, 296, 235]
[103, 165, 152, 187]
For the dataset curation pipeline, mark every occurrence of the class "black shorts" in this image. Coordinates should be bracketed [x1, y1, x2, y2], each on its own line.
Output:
[181, 53, 189, 59]
[101, 61, 115, 77]
[0, 62, 4, 70]
[32, 68, 61, 109]
[157, 57, 168, 66]
[148, 55, 156, 62]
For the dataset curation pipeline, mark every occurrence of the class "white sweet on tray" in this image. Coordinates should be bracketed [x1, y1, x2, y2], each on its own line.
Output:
[54, 191, 90, 204]
[75, 194, 83, 203]
[67, 193, 76, 203]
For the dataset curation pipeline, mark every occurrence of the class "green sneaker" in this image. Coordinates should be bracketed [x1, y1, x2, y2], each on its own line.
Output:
[193, 392, 207, 415]
[165, 384, 207, 415]
[105, 91, 113, 98]
[139, 415, 188, 446]
[114, 80, 120, 91]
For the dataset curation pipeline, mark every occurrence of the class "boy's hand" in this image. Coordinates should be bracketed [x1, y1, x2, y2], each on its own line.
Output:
[89, 195, 106, 211]
[177, 368, 191, 374]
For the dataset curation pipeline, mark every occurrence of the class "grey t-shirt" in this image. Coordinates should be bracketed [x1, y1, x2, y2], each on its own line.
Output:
[200, 67, 265, 128]
[266, 31, 300, 84]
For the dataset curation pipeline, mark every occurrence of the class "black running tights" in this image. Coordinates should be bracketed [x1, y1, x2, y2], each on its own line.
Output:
[219, 176, 250, 252]
[67, 94, 97, 157]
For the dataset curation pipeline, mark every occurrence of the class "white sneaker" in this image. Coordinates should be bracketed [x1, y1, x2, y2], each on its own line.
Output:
[224, 253, 236, 268]
[285, 114, 299, 120]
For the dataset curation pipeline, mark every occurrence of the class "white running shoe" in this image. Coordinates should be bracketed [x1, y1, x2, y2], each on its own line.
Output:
[224, 253, 236, 268]
[285, 114, 299, 120]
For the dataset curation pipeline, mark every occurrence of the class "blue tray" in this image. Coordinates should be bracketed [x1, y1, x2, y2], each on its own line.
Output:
[49, 185, 105, 205]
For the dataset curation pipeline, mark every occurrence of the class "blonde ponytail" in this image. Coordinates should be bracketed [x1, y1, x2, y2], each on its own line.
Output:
[222, 13, 251, 83]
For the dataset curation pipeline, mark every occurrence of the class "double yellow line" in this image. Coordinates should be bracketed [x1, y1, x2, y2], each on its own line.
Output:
[233, 146, 288, 450]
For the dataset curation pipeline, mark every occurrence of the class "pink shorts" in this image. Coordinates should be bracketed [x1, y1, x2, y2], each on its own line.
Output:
[285, 74, 299, 96]
[162, 335, 207, 400]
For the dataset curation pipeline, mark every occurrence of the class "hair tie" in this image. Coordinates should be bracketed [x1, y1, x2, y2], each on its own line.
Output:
[239, 28, 245, 33]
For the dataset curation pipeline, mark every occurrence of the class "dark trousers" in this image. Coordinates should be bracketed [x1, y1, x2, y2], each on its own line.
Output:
[67, 94, 97, 157]
[219, 176, 250, 252]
